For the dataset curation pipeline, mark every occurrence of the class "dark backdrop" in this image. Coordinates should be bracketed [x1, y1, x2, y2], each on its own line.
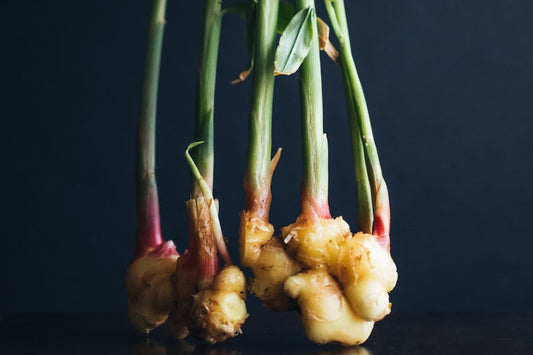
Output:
[4, 0, 533, 314]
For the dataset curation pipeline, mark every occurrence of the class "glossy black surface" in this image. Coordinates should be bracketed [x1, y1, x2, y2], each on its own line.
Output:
[1, 313, 532, 354]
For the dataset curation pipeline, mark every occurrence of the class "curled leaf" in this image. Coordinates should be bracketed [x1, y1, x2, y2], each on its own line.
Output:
[274, 7, 315, 76]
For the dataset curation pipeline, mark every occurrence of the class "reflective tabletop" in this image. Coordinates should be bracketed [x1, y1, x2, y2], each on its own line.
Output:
[1, 313, 532, 354]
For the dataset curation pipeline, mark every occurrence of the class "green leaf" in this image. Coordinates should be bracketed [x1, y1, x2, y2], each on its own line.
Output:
[274, 7, 315, 75]
[277, 1, 295, 34]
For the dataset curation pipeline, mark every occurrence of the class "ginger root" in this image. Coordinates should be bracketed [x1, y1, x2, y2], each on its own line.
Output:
[188, 266, 248, 344]
[284, 269, 374, 345]
[240, 211, 302, 311]
[241, 211, 397, 345]
[125, 241, 179, 333]
[168, 197, 248, 344]
[281, 216, 397, 344]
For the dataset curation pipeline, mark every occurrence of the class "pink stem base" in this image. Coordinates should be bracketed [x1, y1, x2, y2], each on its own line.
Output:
[372, 184, 391, 252]
[301, 191, 331, 221]
[134, 183, 163, 259]
[148, 240, 179, 258]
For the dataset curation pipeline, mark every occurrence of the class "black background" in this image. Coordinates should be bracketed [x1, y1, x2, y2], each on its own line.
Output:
[4, 0, 533, 315]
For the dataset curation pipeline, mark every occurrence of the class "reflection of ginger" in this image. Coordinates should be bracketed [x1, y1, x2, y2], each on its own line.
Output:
[282, 216, 397, 344]
[315, 346, 372, 355]
[131, 338, 169, 355]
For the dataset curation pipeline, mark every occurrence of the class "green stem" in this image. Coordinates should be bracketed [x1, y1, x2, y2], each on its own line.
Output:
[186, 142, 232, 265]
[135, 0, 167, 258]
[192, 0, 223, 197]
[245, 0, 280, 215]
[295, 0, 330, 219]
[324, 0, 390, 239]
[346, 73, 373, 233]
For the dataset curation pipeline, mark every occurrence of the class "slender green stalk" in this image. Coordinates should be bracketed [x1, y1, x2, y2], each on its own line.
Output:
[334, 20, 373, 232]
[186, 142, 232, 265]
[245, 0, 280, 214]
[295, 0, 330, 218]
[192, 0, 223, 197]
[346, 80, 373, 233]
[324, 0, 390, 238]
[135, 0, 167, 257]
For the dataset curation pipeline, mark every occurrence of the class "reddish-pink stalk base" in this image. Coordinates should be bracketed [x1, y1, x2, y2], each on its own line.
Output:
[300, 190, 391, 252]
[373, 210, 390, 252]
[301, 191, 331, 221]
[148, 240, 179, 258]
[372, 188, 391, 252]
[135, 186, 164, 259]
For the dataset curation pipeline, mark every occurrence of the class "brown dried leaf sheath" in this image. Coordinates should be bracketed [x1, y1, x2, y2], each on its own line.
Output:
[317, 18, 340, 65]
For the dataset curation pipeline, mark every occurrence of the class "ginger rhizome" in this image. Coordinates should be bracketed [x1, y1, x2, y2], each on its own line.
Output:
[126, 241, 178, 333]
[167, 144, 248, 344]
[239, 0, 397, 345]
[125, 0, 179, 333]
[127, 0, 397, 345]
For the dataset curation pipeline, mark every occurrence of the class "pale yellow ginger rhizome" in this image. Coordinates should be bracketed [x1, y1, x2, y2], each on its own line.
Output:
[125, 251, 178, 333]
[239, 211, 302, 311]
[284, 216, 398, 344]
[241, 213, 397, 345]
[188, 265, 248, 344]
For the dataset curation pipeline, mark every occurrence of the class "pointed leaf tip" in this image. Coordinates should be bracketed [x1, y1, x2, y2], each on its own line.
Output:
[274, 7, 315, 76]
